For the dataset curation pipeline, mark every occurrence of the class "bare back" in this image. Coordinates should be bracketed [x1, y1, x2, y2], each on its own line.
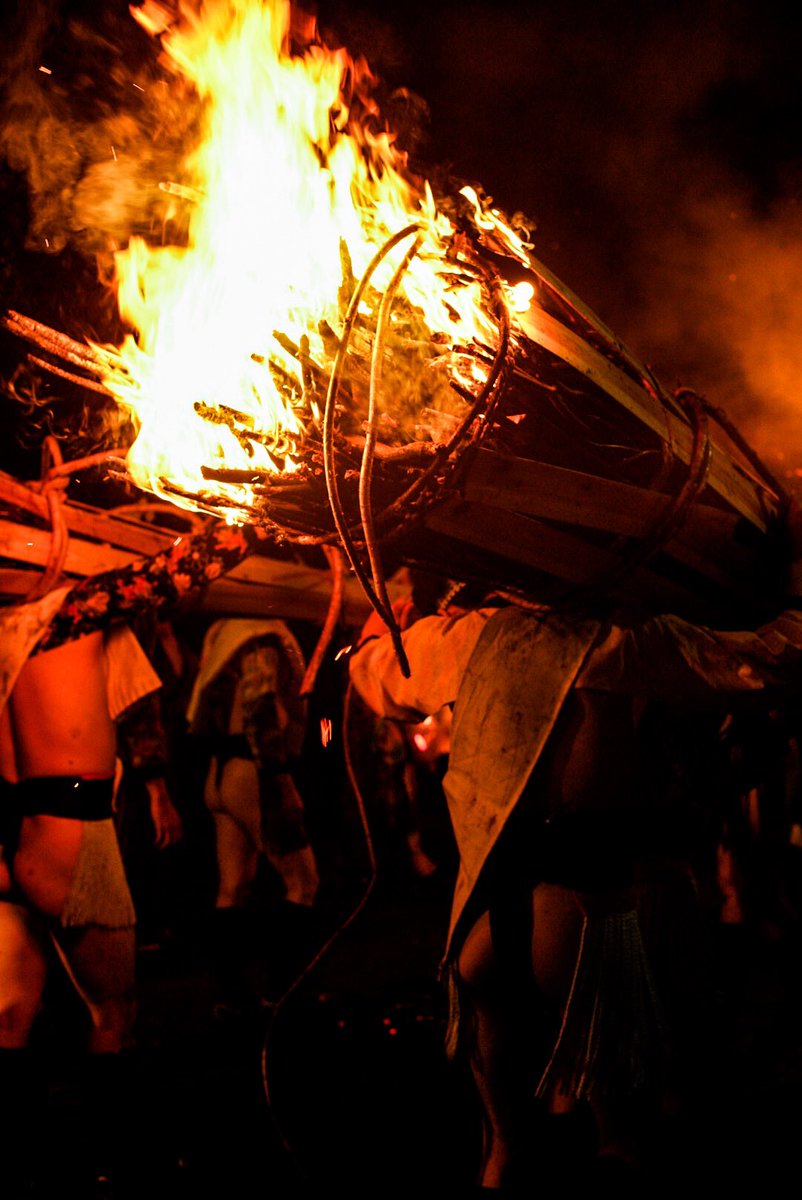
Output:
[8, 632, 117, 780]
[539, 687, 637, 816]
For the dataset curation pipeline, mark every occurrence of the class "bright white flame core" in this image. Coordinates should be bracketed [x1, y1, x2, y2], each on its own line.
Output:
[96, 0, 522, 514]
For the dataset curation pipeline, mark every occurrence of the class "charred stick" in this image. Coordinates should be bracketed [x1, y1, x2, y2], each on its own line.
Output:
[318, 320, 342, 357]
[3, 311, 105, 375]
[299, 333, 317, 409]
[26, 355, 114, 397]
[339, 238, 356, 323]
[156, 479, 243, 518]
[194, 400, 293, 467]
[345, 437, 438, 464]
[200, 466, 276, 484]
[267, 356, 303, 401]
[254, 480, 319, 497]
[272, 329, 331, 393]
[375, 266, 512, 533]
[251, 500, 336, 544]
[194, 401, 256, 459]
[196, 401, 255, 429]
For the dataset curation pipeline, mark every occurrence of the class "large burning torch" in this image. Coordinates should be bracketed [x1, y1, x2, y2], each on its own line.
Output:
[1, 0, 789, 630]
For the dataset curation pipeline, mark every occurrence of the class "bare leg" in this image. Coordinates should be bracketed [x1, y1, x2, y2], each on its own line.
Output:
[213, 808, 259, 909]
[12, 814, 83, 919]
[0, 899, 49, 1048]
[457, 885, 588, 1188]
[530, 883, 586, 1001]
[457, 910, 538, 1188]
[535, 884, 655, 1169]
[48, 927, 143, 1191]
[265, 844, 319, 907]
[0, 877, 47, 1191]
[208, 759, 260, 909]
[209, 799, 259, 1011]
[9, 812, 136, 1051]
[260, 774, 320, 906]
[52, 924, 137, 1053]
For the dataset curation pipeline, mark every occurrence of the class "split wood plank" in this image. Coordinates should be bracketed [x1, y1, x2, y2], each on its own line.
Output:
[0, 509, 372, 624]
[516, 304, 775, 531]
[461, 450, 764, 591]
[425, 497, 715, 614]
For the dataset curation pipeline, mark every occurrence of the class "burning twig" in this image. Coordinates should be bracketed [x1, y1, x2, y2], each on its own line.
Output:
[26, 355, 114, 397]
[338, 239, 356, 324]
[155, 479, 250, 520]
[266, 356, 303, 403]
[194, 399, 295, 470]
[2, 311, 106, 377]
[200, 466, 272, 485]
[270, 333, 337, 442]
[298, 333, 317, 411]
[371, 262, 513, 535]
[194, 400, 260, 459]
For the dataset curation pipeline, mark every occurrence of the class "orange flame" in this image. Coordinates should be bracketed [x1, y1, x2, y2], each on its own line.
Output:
[94, 0, 529, 517]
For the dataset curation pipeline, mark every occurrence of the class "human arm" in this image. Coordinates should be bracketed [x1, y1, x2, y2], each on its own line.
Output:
[145, 776, 183, 849]
[580, 606, 802, 703]
[580, 500, 802, 702]
[115, 690, 183, 848]
[34, 521, 263, 654]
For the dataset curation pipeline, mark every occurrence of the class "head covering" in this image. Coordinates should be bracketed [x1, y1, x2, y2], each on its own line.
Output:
[186, 618, 305, 725]
[104, 624, 162, 721]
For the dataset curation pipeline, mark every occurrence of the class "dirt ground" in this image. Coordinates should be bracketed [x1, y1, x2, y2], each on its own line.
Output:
[23, 864, 802, 1199]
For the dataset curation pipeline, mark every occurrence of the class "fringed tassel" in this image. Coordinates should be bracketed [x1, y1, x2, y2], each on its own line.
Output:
[536, 907, 664, 1103]
[442, 959, 463, 1061]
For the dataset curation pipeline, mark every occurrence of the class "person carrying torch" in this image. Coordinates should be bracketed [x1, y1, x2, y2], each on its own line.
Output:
[349, 511, 802, 1189]
[0, 518, 265, 1194]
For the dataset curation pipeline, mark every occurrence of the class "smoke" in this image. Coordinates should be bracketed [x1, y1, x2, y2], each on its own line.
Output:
[636, 193, 802, 474]
[3, 0, 802, 479]
[0, 0, 196, 462]
[0, 0, 201, 272]
[387, 0, 802, 480]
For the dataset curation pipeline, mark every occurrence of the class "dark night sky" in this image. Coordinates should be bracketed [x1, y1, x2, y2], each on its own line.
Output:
[322, 0, 802, 473]
[2, 0, 802, 476]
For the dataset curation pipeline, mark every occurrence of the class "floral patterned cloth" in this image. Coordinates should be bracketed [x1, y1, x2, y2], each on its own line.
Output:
[35, 523, 258, 655]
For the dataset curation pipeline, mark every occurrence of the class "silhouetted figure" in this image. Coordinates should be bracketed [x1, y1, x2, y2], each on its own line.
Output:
[187, 618, 319, 1015]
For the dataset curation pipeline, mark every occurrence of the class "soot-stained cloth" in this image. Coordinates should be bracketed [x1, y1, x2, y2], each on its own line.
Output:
[350, 602, 802, 959]
[187, 618, 307, 768]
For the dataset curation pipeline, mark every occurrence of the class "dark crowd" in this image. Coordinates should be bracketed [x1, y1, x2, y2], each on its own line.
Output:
[3, 516, 802, 1200]
[3, 3, 802, 1198]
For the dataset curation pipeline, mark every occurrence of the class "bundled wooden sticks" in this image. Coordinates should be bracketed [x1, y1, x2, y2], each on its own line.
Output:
[1, 215, 788, 626]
